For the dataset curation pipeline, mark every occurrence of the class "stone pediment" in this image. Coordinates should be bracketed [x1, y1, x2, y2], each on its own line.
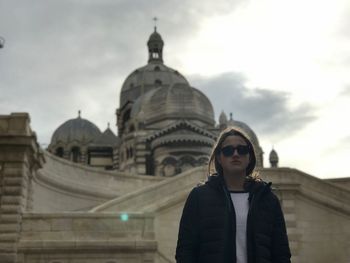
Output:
[145, 120, 216, 149]
[146, 120, 216, 142]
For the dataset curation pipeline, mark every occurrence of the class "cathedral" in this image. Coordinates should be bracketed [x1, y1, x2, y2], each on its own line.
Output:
[47, 27, 264, 176]
[0, 29, 349, 263]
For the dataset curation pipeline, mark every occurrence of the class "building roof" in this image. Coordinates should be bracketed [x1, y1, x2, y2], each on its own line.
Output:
[89, 127, 120, 147]
[119, 30, 189, 108]
[50, 113, 101, 146]
[130, 83, 215, 126]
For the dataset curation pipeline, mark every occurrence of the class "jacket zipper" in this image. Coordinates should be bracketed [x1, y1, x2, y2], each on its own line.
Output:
[246, 192, 255, 263]
[222, 185, 237, 263]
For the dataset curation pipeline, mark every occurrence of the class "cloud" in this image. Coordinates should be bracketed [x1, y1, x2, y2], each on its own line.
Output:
[321, 135, 350, 158]
[340, 85, 350, 96]
[190, 72, 317, 139]
[0, 0, 245, 145]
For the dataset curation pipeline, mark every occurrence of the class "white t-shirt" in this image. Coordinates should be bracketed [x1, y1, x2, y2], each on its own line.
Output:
[230, 191, 250, 263]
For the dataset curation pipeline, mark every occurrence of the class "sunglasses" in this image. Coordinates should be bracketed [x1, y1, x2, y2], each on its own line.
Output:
[220, 145, 250, 157]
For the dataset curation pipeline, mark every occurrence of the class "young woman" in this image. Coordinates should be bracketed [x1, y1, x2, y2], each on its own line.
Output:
[175, 127, 291, 263]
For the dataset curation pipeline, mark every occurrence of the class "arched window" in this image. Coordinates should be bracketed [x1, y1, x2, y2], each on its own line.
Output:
[126, 148, 129, 159]
[123, 109, 131, 124]
[155, 79, 162, 85]
[55, 147, 64, 158]
[71, 147, 81, 163]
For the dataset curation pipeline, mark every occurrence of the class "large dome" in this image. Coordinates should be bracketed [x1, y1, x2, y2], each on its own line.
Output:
[130, 83, 215, 126]
[120, 62, 189, 107]
[50, 115, 101, 146]
[119, 29, 189, 108]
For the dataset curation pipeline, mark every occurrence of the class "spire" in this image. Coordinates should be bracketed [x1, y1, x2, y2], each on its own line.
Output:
[78, 110, 81, 118]
[153, 17, 158, 32]
[147, 18, 164, 63]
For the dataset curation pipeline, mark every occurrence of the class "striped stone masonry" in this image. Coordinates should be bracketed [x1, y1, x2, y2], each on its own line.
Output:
[0, 113, 44, 263]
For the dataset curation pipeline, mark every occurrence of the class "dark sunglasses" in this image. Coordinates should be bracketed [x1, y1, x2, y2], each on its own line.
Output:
[220, 145, 250, 157]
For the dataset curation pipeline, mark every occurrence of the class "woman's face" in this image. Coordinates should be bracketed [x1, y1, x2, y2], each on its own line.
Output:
[218, 135, 250, 176]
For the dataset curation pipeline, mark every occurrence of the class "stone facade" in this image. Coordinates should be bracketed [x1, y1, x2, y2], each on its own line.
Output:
[0, 113, 350, 263]
[0, 113, 44, 263]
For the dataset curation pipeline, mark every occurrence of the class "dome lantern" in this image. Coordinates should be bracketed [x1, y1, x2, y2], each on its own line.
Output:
[147, 27, 164, 63]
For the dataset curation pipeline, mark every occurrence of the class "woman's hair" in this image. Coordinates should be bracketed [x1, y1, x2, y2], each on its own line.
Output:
[208, 127, 257, 177]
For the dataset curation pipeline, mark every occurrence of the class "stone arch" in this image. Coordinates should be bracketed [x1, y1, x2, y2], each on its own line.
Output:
[55, 147, 64, 158]
[179, 155, 196, 172]
[198, 156, 209, 166]
[161, 157, 178, 177]
[70, 146, 81, 163]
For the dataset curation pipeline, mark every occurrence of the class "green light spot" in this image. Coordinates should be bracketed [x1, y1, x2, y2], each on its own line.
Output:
[120, 213, 129, 221]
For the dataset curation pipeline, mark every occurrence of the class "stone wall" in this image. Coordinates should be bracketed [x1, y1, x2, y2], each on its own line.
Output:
[0, 113, 44, 263]
[18, 212, 157, 263]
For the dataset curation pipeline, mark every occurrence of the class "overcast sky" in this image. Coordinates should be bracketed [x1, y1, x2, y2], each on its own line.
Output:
[1, 0, 349, 179]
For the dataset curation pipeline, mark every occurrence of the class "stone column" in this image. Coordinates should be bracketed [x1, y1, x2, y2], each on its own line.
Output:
[0, 113, 44, 263]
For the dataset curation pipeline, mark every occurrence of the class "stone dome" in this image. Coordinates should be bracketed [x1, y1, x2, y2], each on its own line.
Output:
[130, 83, 215, 126]
[120, 63, 189, 108]
[119, 29, 189, 108]
[219, 111, 228, 125]
[50, 115, 101, 146]
[269, 149, 279, 167]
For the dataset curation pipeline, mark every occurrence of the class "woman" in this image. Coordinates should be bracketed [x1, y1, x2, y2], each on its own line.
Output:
[175, 127, 291, 263]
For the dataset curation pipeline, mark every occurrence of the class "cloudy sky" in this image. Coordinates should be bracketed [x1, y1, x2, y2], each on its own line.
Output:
[1, 0, 349, 179]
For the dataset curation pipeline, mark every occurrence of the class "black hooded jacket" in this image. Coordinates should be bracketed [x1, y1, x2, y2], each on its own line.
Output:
[175, 175, 291, 263]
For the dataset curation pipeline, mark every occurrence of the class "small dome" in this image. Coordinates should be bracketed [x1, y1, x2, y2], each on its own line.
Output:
[269, 148, 279, 167]
[147, 28, 164, 63]
[226, 114, 264, 167]
[131, 83, 215, 126]
[227, 119, 260, 150]
[148, 30, 163, 43]
[50, 115, 101, 146]
[219, 111, 227, 125]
